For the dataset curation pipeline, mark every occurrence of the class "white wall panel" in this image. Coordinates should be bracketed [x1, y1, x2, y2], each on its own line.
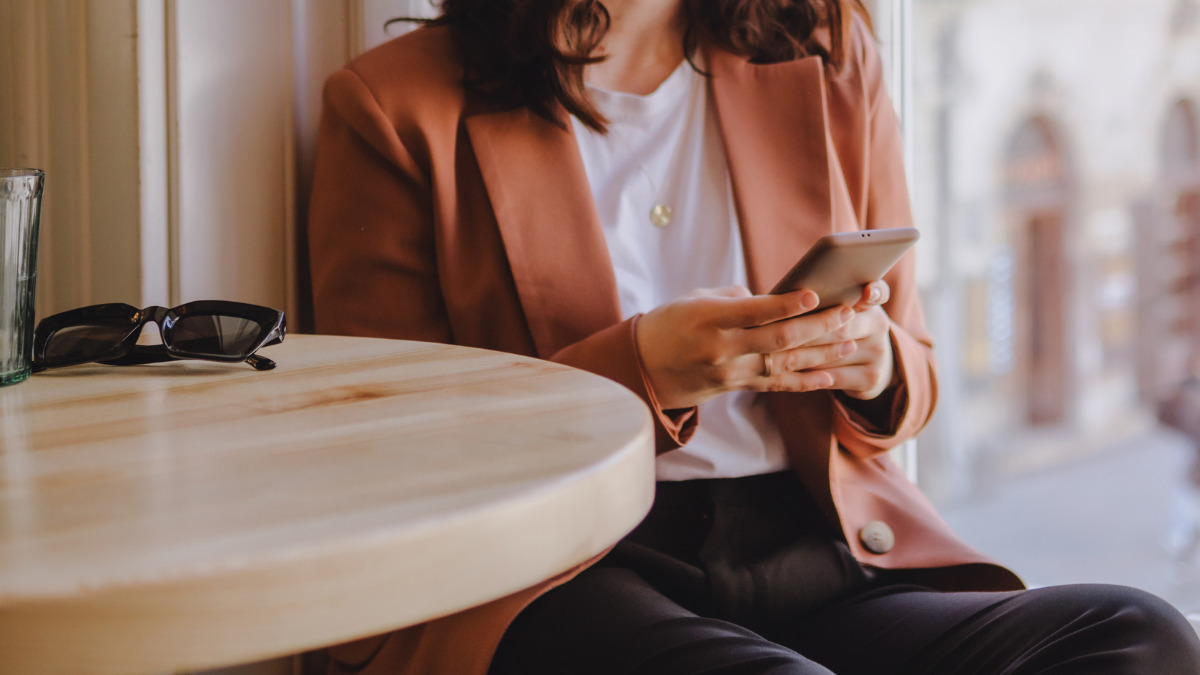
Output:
[138, 0, 171, 307]
[0, 0, 441, 325]
[172, 0, 293, 308]
[0, 0, 145, 317]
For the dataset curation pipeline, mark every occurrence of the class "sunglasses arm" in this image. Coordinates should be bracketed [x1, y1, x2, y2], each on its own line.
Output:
[246, 354, 277, 371]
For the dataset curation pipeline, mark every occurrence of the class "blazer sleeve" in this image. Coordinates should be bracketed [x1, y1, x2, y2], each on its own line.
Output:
[550, 316, 698, 453]
[830, 19, 939, 459]
[308, 69, 451, 344]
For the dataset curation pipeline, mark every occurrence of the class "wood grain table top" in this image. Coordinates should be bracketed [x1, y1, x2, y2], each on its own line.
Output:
[0, 334, 655, 674]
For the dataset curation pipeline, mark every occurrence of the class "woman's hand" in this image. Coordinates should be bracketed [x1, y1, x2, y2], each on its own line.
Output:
[801, 280, 897, 401]
[635, 286, 862, 410]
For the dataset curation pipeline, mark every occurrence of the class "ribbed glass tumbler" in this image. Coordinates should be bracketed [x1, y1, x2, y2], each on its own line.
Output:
[0, 169, 44, 386]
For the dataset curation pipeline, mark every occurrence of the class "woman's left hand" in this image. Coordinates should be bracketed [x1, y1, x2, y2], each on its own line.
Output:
[799, 280, 896, 400]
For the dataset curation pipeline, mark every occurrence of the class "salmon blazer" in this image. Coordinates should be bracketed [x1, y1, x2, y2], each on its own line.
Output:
[308, 22, 1022, 675]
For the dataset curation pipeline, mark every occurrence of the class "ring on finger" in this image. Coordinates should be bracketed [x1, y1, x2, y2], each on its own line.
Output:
[762, 352, 774, 378]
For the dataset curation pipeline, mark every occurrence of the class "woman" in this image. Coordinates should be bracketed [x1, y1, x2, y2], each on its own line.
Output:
[307, 1, 1200, 672]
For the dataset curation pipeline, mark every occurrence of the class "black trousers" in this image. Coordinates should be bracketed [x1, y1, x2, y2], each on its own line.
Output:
[489, 472, 1200, 674]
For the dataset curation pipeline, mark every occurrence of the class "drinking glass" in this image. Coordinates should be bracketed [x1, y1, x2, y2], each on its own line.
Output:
[0, 169, 44, 386]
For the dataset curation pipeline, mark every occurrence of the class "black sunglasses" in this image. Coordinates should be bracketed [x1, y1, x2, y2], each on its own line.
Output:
[32, 301, 286, 373]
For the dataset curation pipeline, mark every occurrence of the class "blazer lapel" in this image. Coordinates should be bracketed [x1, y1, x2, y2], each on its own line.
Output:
[708, 48, 848, 294]
[466, 108, 622, 358]
[709, 48, 854, 512]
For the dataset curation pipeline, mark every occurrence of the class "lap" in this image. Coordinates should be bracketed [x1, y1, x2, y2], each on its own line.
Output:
[490, 568, 1200, 675]
[489, 565, 835, 675]
[786, 581, 1200, 674]
[491, 474, 1200, 673]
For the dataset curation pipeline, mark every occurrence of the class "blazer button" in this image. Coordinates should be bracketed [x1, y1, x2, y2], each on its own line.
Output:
[859, 521, 895, 554]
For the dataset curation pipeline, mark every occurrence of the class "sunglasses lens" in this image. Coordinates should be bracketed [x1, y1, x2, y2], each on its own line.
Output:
[171, 314, 264, 357]
[43, 322, 134, 363]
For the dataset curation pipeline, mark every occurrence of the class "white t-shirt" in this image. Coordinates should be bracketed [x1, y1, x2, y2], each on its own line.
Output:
[571, 60, 788, 481]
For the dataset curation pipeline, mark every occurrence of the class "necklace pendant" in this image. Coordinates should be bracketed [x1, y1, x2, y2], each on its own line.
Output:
[650, 203, 672, 228]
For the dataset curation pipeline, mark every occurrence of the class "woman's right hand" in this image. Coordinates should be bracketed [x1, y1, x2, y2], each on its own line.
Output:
[635, 286, 861, 411]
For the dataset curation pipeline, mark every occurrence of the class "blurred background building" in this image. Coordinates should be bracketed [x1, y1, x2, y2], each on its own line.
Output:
[890, 0, 1200, 505]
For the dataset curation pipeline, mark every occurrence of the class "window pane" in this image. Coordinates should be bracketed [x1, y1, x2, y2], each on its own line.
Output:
[905, 0, 1200, 612]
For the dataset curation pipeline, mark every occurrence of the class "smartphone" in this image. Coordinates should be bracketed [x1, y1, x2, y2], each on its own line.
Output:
[769, 227, 920, 310]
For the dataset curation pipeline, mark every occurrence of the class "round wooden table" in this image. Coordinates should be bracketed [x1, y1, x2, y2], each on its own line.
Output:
[0, 335, 655, 674]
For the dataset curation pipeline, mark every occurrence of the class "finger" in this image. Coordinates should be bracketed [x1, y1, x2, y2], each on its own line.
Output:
[851, 280, 890, 311]
[802, 305, 891, 347]
[740, 305, 855, 354]
[773, 340, 858, 373]
[812, 329, 896, 371]
[808, 365, 874, 394]
[817, 364, 891, 399]
[870, 280, 890, 305]
[753, 369, 835, 393]
[715, 289, 819, 330]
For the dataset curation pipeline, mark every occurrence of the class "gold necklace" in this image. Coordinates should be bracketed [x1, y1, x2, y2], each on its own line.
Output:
[607, 123, 673, 228]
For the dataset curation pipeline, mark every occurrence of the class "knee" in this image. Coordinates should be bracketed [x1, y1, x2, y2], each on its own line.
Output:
[1059, 584, 1200, 668]
[1086, 585, 1190, 636]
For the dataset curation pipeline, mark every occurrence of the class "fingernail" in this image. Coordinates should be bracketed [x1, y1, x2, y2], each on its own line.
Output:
[800, 291, 818, 310]
[840, 307, 855, 323]
[868, 285, 882, 303]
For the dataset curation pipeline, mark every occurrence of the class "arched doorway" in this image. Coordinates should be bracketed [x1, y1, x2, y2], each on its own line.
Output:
[1142, 99, 1200, 397]
[1003, 116, 1072, 427]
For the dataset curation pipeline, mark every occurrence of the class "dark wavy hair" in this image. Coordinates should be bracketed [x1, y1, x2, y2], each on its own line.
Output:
[393, 0, 871, 133]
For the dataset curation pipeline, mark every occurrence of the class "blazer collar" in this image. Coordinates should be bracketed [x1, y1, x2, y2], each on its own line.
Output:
[465, 50, 839, 357]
